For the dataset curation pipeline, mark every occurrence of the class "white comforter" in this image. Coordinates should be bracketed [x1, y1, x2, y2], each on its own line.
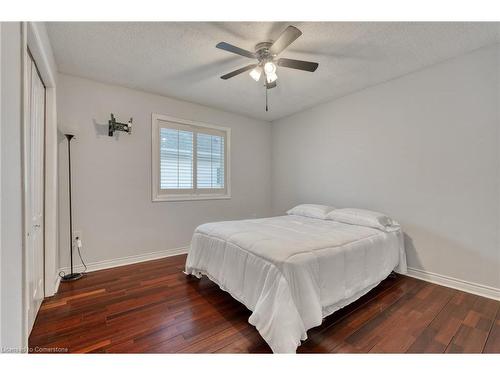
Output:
[185, 215, 407, 353]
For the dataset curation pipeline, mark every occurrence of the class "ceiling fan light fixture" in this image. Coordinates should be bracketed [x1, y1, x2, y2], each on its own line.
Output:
[266, 71, 278, 84]
[216, 25, 319, 111]
[249, 66, 262, 81]
[264, 61, 276, 75]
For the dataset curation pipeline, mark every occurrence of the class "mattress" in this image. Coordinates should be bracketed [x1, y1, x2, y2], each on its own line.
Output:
[185, 215, 407, 353]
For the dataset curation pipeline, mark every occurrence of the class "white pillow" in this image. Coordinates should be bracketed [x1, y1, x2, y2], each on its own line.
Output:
[286, 204, 335, 220]
[326, 208, 398, 231]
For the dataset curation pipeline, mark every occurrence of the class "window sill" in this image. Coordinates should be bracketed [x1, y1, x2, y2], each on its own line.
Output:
[152, 194, 231, 202]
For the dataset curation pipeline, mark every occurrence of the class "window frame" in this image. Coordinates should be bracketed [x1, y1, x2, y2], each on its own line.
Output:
[152, 113, 231, 202]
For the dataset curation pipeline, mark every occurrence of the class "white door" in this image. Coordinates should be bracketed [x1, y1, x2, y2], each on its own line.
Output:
[26, 51, 45, 333]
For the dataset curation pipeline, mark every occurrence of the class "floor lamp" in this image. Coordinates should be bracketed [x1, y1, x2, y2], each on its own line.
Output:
[61, 134, 83, 282]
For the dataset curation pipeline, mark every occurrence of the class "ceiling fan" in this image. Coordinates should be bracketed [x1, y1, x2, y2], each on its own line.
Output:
[216, 25, 319, 111]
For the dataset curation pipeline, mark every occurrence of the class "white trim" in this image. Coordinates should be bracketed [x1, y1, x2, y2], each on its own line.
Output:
[152, 194, 231, 202]
[25, 22, 58, 298]
[21, 21, 29, 351]
[151, 113, 231, 202]
[58, 246, 189, 276]
[43, 87, 58, 297]
[26, 23, 56, 88]
[153, 113, 232, 133]
[53, 272, 61, 295]
[406, 267, 500, 301]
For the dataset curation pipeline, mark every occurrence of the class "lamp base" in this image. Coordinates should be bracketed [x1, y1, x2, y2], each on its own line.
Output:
[60, 272, 83, 282]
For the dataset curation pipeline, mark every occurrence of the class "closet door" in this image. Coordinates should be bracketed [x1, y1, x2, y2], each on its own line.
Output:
[26, 52, 46, 334]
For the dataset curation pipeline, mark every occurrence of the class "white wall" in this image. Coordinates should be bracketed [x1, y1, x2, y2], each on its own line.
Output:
[272, 44, 500, 290]
[55, 44, 499, 295]
[57, 74, 272, 268]
[1, 22, 24, 350]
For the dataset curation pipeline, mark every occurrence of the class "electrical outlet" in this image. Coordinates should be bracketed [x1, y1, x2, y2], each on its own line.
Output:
[73, 230, 82, 243]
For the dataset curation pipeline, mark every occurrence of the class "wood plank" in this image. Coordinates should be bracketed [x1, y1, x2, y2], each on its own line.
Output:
[28, 254, 500, 354]
[445, 295, 499, 353]
[483, 304, 500, 353]
[299, 276, 421, 353]
[368, 285, 455, 353]
[406, 291, 476, 353]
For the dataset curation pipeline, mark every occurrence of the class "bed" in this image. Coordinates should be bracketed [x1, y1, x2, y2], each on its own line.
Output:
[185, 208, 407, 353]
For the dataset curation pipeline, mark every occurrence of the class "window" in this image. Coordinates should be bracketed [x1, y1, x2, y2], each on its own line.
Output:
[152, 114, 230, 201]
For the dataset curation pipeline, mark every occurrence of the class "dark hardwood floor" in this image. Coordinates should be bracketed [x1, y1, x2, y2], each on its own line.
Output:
[29, 254, 499, 353]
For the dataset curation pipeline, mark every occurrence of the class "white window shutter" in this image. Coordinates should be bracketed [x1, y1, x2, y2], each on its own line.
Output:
[153, 114, 229, 201]
[197, 133, 225, 189]
[159, 128, 193, 189]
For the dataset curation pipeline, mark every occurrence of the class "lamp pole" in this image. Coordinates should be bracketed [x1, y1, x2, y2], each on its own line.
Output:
[61, 134, 82, 282]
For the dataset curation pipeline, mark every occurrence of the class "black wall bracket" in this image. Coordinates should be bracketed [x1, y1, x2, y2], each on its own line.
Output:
[108, 113, 132, 136]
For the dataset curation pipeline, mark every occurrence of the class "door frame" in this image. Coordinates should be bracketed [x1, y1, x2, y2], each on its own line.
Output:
[22, 22, 58, 345]
[24, 47, 47, 335]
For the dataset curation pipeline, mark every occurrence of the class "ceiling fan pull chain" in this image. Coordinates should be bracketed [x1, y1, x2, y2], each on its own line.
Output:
[265, 86, 269, 112]
[216, 25, 318, 112]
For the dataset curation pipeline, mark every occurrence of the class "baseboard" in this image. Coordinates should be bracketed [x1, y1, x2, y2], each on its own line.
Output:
[406, 267, 500, 301]
[53, 272, 61, 295]
[58, 246, 189, 278]
[57, 250, 499, 301]
[44, 271, 61, 297]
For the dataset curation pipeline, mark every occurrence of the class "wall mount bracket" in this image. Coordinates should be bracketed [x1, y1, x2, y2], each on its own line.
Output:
[108, 113, 132, 136]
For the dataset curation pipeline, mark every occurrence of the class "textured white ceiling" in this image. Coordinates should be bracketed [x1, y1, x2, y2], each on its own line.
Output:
[47, 22, 500, 121]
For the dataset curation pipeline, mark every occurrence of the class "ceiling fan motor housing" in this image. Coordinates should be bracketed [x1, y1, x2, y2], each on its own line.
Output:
[255, 41, 274, 63]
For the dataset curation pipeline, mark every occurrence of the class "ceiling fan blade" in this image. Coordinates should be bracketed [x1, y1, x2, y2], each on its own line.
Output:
[269, 26, 302, 55]
[220, 64, 257, 80]
[266, 80, 277, 89]
[277, 58, 319, 72]
[216, 42, 256, 59]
